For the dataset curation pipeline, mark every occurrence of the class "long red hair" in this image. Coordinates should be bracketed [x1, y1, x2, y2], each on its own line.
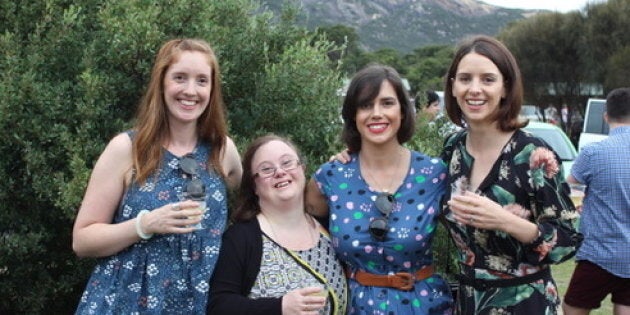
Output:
[133, 38, 227, 184]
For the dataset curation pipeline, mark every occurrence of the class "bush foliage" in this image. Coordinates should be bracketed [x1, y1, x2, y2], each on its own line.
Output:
[0, 0, 345, 313]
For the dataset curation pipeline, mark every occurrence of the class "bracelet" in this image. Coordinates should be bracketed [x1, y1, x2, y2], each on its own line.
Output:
[135, 210, 153, 240]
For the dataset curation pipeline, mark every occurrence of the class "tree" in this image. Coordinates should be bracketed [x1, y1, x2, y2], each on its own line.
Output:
[0, 0, 343, 313]
[499, 12, 587, 132]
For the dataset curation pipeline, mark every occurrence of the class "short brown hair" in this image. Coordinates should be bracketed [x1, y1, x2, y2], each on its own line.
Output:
[444, 35, 526, 131]
[341, 64, 415, 152]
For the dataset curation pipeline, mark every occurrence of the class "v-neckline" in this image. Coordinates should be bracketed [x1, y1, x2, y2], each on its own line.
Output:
[461, 130, 519, 192]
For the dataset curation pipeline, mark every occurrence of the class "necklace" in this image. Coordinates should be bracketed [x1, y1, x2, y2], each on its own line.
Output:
[260, 211, 318, 250]
[361, 147, 404, 193]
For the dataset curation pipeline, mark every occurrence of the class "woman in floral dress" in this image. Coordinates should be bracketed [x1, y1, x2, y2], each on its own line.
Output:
[440, 35, 583, 314]
[73, 39, 242, 314]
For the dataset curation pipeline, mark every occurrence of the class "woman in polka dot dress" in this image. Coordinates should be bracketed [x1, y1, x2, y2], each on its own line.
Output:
[306, 64, 453, 315]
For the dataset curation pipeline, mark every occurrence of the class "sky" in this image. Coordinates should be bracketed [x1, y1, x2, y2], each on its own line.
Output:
[481, 0, 608, 12]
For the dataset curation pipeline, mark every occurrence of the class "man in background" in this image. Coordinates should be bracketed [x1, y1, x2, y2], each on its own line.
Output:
[563, 87, 630, 315]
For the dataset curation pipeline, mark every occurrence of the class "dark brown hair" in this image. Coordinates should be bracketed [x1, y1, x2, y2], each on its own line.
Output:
[444, 35, 526, 131]
[341, 64, 415, 152]
[231, 134, 303, 222]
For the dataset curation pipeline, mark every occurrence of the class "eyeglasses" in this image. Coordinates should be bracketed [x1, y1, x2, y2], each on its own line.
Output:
[253, 158, 301, 179]
[179, 154, 206, 200]
[369, 192, 394, 241]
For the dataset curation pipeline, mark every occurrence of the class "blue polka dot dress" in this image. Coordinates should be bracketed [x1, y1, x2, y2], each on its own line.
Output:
[313, 151, 453, 315]
[75, 134, 228, 315]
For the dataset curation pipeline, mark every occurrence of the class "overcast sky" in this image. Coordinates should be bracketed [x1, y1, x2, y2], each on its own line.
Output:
[481, 0, 608, 12]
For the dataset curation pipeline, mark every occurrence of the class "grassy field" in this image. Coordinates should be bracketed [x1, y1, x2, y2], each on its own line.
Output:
[553, 259, 614, 314]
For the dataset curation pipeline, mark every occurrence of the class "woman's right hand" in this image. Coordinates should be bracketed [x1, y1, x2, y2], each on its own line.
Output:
[329, 149, 352, 164]
[140, 200, 203, 236]
[281, 286, 327, 315]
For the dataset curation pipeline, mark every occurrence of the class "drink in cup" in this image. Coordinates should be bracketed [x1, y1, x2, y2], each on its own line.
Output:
[569, 183, 586, 208]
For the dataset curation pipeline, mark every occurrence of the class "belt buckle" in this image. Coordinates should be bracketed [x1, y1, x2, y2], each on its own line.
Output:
[394, 272, 414, 290]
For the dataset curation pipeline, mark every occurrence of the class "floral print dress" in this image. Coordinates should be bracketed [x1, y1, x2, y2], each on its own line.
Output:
[75, 134, 228, 315]
[313, 151, 454, 315]
[441, 130, 582, 315]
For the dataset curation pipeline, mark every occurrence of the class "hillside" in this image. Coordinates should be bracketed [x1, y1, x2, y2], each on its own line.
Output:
[261, 0, 538, 52]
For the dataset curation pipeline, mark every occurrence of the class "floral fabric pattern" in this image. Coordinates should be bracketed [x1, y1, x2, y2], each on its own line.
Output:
[75, 134, 228, 315]
[441, 130, 582, 315]
[313, 151, 453, 315]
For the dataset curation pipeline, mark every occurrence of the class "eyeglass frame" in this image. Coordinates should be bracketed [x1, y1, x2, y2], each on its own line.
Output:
[179, 153, 206, 200]
[253, 158, 302, 179]
[369, 192, 395, 241]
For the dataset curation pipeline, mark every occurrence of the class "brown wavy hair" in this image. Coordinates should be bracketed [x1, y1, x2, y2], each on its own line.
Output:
[132, 38, 228, 184]
[232, 134, 303, 222]
[444, 35, 526, 131]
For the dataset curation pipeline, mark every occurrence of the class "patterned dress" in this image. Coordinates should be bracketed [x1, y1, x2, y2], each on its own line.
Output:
[75, 133, 228, 315]
[441, 130, 582, 315]
[249, 232, 348, 315]
[313, 151, 454, 315]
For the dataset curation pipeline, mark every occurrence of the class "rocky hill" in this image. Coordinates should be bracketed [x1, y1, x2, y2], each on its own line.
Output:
[261, 0, 538, 52]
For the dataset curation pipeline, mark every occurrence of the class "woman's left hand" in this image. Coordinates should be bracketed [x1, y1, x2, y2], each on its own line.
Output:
[447, 191, 510, 231]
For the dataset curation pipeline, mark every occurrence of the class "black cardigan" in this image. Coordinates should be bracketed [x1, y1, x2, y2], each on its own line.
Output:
[207, 219, 282, 314]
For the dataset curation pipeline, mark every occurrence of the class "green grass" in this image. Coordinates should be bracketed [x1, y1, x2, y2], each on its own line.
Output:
[552, 259, 614, 314]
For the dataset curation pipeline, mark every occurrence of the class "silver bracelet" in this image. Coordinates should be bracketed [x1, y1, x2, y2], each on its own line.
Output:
[135, 210, 153, 240]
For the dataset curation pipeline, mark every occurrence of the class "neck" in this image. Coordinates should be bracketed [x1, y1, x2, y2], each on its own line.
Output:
[359, 142, 404, 166]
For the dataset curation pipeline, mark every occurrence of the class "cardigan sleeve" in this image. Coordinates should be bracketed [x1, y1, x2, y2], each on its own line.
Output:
[207, 220, 283, 315]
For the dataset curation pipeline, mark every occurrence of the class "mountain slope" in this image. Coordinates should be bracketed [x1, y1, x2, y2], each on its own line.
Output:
[261, 0, 536, 52]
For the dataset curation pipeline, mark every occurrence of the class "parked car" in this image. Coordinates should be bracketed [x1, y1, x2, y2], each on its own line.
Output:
[578, 98, 609, 151]
[524, 121, 578, 177]
[520, 105, 543, 122]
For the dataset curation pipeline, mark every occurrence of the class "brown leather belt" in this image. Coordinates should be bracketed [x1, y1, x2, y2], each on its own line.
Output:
[346, 265, 434, 291]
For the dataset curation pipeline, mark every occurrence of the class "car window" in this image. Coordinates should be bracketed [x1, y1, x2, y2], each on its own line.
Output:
[583, 99, 609, 134]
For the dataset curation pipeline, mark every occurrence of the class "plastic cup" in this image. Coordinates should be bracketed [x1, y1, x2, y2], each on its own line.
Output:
[569, 183, 586, 208]
[190, 199, 207, 230]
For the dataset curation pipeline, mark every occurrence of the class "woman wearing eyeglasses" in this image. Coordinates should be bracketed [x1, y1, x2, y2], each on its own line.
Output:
[73, 39, 242, 314]
[208, 134, 347, 315]
[305, 64, 453, 314]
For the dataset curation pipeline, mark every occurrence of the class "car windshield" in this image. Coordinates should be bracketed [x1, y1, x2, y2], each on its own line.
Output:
[526, 128, 576, 161]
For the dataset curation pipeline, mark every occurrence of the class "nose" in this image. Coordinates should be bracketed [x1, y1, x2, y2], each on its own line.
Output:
[183, 79, 196, 95]
[468, 78, 482, 94]
[371, 104, 383, 117]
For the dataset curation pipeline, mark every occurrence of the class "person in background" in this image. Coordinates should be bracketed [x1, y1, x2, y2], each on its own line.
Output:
[420, 90, 441, 121]
[208, 134, 347, 315]
[306, 64, 453, 314]
[441, 35, 582, 314]
[563, 87, 630, 315]
[73, 38, 242, 314]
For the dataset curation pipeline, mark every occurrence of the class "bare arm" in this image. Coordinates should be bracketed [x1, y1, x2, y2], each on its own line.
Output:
[72, 133, 138, 257]
[221, 136, 243, 190]
[72, 134, 203, 258]
[305, 179, 329, 218]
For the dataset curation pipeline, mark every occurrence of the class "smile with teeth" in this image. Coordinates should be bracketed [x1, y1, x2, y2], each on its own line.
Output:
[180, 99, 197, 106]
[274, 181, 290, 188]
[466, 100, 485, 106]
[368, 123, 388, 132]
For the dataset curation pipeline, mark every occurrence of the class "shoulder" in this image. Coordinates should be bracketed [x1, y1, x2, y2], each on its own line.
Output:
[409, 150, 446, 169]
[221, 136, 243, 189]
[97, 132, 133, 166]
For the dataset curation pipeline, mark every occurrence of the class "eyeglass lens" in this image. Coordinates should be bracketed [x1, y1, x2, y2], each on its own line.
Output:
[179, 154, 206, 200]
[256, 159, 300, 178]
[369, 192, 394, 241]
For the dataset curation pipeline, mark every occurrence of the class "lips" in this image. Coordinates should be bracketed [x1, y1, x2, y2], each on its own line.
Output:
[274, 180, 291, 188]
[367, 123, 388, 133]
[466, 99, 485, 106]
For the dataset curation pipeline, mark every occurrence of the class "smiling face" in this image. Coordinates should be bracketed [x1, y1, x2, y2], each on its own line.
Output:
[163, 51, 212, 123]
[355, 80, 402, 146]
[252, 140, 305, 208]
[451, 52, 506, 127]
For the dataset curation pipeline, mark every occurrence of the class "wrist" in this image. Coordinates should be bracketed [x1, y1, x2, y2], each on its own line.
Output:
[135, 210, 153, 240]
